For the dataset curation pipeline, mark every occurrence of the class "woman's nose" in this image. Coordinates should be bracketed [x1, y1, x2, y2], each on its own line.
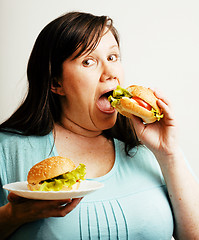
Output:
[100, 62, 117, 82]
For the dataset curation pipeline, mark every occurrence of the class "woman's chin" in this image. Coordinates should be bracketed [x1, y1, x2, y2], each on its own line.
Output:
[94, 111, 118, 131]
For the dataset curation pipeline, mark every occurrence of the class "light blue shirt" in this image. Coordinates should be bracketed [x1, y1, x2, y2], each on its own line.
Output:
[0, 132, 174, 239]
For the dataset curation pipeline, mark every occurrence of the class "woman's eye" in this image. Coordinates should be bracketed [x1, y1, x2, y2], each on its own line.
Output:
[108, 54, 120, 62]
[82, 59, 95, 67]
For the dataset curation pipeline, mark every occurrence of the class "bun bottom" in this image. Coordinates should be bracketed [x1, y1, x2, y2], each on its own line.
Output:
[116, 98, 157, 124]
[28, 181, 80, 191]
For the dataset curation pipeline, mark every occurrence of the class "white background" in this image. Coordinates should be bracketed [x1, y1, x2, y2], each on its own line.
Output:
[0, 0, 199, 177]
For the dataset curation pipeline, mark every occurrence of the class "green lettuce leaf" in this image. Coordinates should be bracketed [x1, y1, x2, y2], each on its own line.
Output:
[108, 85, 132, 107]
[112, 85, 132, 98]
[37, 163, 86, 191]
[151, 108, 164, 121]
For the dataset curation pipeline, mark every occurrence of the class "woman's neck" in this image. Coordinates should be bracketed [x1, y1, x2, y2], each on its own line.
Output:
[56, 116, 103, 139]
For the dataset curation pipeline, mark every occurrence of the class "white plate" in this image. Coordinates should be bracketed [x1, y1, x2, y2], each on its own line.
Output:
[3, 180, 104, 200]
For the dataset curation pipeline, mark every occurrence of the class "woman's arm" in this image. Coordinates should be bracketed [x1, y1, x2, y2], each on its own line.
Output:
[131, 91, 199, 239]
[0, 192, 82, 239]
[0, 203, 21, 239]
[155, 150, 199, 239]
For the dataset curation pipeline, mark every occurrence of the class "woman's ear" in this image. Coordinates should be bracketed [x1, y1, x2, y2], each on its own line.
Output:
[51, 78, 65, 96]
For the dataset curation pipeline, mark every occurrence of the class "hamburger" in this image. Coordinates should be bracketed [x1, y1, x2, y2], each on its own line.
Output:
[27, 156, 86, 191]
[108, 85, 163, 123]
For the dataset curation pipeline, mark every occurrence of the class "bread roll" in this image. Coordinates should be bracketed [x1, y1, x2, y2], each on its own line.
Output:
[109, 85, 163, 124]
[27, 156, 84, 191]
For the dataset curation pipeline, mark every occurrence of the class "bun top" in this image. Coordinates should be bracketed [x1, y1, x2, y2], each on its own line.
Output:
[27, 156, 76, 184]
[127, 85, 161, 114]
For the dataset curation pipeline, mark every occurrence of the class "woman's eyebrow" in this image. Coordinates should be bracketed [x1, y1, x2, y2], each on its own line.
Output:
[109, 44, 119, 50]
[78, 44, 120, 59]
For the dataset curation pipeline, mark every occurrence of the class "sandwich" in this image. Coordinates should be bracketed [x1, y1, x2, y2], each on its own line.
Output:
[27, 156, 86, 191]
[108, 85, 163, 123]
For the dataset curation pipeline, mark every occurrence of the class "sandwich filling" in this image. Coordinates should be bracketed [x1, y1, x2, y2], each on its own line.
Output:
[108, 86, 163, 121]
[36, 163, 86, 191]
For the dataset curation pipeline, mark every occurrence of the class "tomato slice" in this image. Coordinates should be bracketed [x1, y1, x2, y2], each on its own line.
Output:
[132, 97, 152, 111]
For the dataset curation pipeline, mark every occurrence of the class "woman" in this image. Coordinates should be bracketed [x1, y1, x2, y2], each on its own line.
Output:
[0, 11, 198, 239]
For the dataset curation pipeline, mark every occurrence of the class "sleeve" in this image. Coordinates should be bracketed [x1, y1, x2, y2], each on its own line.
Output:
[0, 181, 8, 207]
[0, 144, 9, 206]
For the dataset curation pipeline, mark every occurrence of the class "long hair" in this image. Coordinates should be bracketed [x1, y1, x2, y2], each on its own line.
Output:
[0, 11, 140, 154]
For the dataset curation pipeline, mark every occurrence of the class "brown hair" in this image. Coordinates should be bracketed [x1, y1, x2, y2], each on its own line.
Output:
[0, 11, 140, 154]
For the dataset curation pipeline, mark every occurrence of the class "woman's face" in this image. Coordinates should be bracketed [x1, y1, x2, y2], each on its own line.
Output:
[57, 30, 125, 133]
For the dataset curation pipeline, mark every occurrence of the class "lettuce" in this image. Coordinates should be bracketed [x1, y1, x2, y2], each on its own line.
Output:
[108, 86, 132, 107]
[37, 163, 86, 191]
[108, 95, 120, 108]
[112, 85, 132, 98]
[151, 108, 164, 121]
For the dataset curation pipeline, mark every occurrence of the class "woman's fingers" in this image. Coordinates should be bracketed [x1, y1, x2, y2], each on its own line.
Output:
[7, 192, 28, 203]
[26, 198, 81, 218]
[8, 191, 83, 221]
[53, 198, 83, 217]
[152, 88, 176, 124]
[152, 88, 171, 107]
[40, 198, 83, 218]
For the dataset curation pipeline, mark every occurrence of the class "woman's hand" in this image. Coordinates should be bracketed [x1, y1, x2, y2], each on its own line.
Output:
[0, 192, 82, 239]
[131, 90, 179, 159]
[7, 192, 82, 223]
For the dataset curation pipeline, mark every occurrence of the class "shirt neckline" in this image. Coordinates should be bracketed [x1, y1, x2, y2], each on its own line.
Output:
[48, 131, 119, 182]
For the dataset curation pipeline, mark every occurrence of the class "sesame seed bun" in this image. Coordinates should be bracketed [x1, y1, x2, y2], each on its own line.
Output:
[27, 156, 77, 191]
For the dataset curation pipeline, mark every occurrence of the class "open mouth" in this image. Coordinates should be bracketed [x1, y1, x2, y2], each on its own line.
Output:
[102, 90, 113, 98]
[96, 90, 115, 113]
